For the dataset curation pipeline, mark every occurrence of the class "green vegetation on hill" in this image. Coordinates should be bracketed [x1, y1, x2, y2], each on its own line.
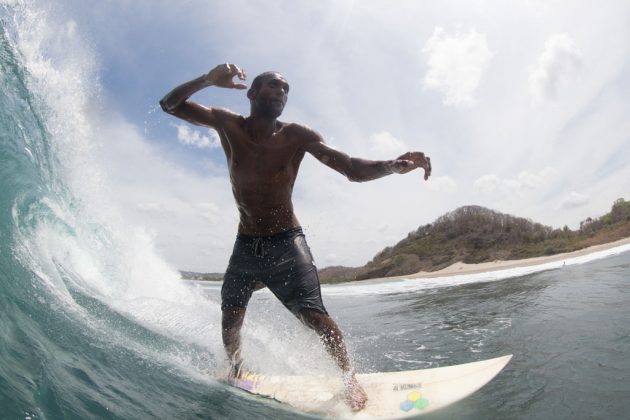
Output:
[319, 198, 630, 283]
[180, 199, 630, 283]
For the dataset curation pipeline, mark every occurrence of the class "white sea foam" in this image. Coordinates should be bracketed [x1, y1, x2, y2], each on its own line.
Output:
[322, 242, 630, 296]
[4, 0, 227, 371]
[4, 0, 334, 378]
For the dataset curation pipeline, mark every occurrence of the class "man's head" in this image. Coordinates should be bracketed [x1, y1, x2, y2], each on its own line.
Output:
[247, 71, 290, 118]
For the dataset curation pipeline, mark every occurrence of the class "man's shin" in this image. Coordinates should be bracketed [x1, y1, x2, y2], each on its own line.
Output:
[222, 307, 246, 366]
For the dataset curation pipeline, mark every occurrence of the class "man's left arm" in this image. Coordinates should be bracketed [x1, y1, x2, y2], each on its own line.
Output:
[302, 128, 432, 182]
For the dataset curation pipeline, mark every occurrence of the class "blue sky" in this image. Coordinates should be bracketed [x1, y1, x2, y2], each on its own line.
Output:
[9, 0, 630, 272]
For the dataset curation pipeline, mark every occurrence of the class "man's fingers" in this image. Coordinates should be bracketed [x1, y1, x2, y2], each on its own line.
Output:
[231, 64, 246, 80]
[226, 63, 245, 77]
[221, 63, 247, 87]
[394, 151, 432, 179]
[424, 156, 431, 180]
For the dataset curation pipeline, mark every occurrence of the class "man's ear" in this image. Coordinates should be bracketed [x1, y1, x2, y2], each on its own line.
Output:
[247, 88, 256, 100]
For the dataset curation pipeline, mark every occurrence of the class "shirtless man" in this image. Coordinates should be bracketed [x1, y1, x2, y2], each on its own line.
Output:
[160, 63, 432, 411]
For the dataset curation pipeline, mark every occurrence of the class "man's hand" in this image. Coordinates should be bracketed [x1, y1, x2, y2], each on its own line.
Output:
[205, 63, 248, 89]
[390, 152, 432, 180]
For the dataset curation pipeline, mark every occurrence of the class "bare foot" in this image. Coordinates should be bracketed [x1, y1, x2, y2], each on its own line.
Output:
[344, 374, 368, 411]
[227, 359, 245, 384]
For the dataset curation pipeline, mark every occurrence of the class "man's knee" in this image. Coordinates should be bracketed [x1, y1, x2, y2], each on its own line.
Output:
[298, 308, 334, 331]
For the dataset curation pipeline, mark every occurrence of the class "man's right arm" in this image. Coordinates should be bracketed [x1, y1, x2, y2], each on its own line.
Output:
[301, 126, 432, 182]
[159, 63, 247, 128]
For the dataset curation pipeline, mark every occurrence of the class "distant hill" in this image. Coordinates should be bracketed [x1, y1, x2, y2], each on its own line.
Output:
[319, 198, 630, 283]
[181, 198, 630, 284]
[179, 271, 223, 281]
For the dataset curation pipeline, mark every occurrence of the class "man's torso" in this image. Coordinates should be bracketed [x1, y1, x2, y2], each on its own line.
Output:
[217, 112, 308, 235]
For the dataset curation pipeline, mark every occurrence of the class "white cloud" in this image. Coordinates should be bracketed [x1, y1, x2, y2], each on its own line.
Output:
[195, 202, 221, 224]
[135, 202, 172, 217]
[473, 174, 501, 194]
[422, 27, 494, 107]
[529, 33, 583, 103]
[427, 176, 457, 193]
[94, 116, 237, 271]
[560, 191, 589, 210]
[36, 0, 630, 271]
[172, 123, 220, 149]
[368, 131, 407, 157]
[474, 169, 555, 195]
[504, 170, 545, 192]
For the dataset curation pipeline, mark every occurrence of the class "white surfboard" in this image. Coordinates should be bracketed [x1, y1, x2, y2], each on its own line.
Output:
[230, 354, 512, 418]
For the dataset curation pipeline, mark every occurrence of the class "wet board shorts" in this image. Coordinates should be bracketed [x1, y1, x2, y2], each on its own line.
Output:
[221, 227, 328, 316]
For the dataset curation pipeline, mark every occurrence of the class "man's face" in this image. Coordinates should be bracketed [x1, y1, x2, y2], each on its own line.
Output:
[252, 73, 290, 118]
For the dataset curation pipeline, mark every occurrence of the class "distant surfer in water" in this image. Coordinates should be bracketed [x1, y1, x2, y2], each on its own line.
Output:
[160, 63, 431, 411]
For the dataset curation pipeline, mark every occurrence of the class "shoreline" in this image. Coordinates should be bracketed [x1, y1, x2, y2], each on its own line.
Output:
[186, 237, 630, 285]
[346, 236, 630, 285]
[410, 236, 630, 279]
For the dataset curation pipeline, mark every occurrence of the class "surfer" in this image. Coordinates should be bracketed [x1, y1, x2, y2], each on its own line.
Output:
[160, 63, 432, 411]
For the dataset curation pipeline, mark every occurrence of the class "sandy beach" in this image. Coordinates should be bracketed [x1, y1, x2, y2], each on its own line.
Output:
[402, 236, 630, 280]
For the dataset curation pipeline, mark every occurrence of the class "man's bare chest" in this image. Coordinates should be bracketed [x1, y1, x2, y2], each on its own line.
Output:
[226, 132, 301, 179]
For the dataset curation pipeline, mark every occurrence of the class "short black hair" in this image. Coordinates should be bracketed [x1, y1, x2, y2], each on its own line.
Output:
[251, 71, 283, 92]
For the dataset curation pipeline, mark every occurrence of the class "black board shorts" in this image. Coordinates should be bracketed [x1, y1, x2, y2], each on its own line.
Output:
[221, 227, 328, 316]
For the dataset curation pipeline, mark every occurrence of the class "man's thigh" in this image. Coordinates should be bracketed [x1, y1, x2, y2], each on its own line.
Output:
[264, 235, 328, 315]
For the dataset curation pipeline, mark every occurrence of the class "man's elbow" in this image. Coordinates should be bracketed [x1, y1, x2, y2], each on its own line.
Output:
[346, 173, 364, 183]
[344, 159, 366, 182]
[159, 97, 178, 114]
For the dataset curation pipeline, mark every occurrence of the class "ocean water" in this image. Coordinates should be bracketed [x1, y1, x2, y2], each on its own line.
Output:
[2, 2, 630, 420]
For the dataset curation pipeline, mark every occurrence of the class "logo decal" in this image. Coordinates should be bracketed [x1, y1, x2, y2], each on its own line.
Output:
[393, 382, 423, 391]
[399, 390, 429, 412]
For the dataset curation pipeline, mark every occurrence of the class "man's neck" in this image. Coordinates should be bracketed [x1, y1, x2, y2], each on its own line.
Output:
[245, 115, 279, 140]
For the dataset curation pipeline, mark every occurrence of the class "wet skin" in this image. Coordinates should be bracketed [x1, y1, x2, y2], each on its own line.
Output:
[160, 63, 432, 411]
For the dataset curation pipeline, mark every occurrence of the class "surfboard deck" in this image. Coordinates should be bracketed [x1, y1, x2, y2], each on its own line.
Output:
[229, 354, 512, 418]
